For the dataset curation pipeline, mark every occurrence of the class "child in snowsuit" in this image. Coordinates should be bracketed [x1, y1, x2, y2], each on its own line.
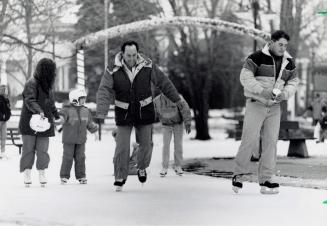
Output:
[58, 88, 98, 184]
[154, 93, 192, 177]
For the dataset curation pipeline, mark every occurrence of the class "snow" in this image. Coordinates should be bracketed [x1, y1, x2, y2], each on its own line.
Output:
[1, 116, 327, 226]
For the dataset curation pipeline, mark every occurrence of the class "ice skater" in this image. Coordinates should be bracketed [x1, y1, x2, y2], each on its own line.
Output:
[58, 88, 98, 185]
[232, 30, 299, 194]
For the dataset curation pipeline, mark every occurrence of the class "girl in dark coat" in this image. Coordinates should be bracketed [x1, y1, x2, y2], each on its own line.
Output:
[19, 58, 60, 187]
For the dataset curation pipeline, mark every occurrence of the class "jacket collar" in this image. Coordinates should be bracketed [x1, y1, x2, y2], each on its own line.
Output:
[262, 44, 292, 59]
[114, 52, 152, 68]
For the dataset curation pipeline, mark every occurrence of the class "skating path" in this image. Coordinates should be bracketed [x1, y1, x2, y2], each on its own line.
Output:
[0, 129, 326, 226]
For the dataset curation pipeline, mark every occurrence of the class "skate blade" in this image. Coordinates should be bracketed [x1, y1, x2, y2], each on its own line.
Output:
[260, 187, 279, 194]
[40, 183, 47, 187]
[160, 173, 167, 177]
[115, 186, 123, 192]
[232, 186, 240, 193]
[24, 183, 31, 188]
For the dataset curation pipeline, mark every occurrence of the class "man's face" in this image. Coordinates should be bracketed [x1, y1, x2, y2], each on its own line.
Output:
[122, 45, 138, 68]
[270, 38, 288, 56]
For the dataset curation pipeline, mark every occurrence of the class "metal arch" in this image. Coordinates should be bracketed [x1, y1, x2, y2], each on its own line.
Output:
[74, 16, 270, 50]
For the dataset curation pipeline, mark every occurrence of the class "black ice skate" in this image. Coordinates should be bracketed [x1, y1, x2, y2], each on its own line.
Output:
[114, 179, 126, 192]
[137, 169, 147, 183]
[259, 181, 279, 194]
[232, 175, 243, 193]
[78, 178, 87, 184]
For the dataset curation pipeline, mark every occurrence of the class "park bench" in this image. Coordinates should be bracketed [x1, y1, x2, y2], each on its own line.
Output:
[234, 120, 314, 158]
[6, 127, 23, 154]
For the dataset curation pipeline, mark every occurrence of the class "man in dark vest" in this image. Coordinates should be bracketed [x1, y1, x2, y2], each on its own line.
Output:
[96, 40, 189, 192]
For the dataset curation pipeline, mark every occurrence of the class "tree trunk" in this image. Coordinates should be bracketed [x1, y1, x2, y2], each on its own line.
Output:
[25, 0, 33, 80]
[193, 89, 211, 140]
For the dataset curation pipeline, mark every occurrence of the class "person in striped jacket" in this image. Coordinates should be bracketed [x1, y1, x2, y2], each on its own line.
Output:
[232, 30, 299, 194]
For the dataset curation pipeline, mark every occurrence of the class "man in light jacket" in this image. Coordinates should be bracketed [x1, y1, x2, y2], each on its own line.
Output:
[232, 30, 299, 194]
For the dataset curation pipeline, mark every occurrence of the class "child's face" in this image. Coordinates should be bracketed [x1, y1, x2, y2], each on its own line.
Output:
[78, 97, 86, 105]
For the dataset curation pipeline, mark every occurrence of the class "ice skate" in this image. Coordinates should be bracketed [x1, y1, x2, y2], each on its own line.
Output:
[137, 169, 147, 183]
[174, 166, 183, 176]
[114, 179, 126, 192]
[160, 168, 168, 177]
[24, 169, 32, 187]
[232, 175, 243, 193]
[39, 170, 47, 187]
[0, 152, 8, 160]
[78, 178, 87, 184]
[260, 181, 279, 194]
[61, 178, 68, 185]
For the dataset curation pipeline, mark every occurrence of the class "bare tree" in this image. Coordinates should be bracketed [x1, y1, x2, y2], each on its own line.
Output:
[165, 0, 246, 140]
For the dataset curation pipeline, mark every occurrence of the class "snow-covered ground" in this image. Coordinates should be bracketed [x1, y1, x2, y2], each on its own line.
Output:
[1, 117, 327, 226]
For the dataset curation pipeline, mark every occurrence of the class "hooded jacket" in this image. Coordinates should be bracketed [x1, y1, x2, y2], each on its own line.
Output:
[240, 44, 299, 106]
[59, 103, 98, 144]
[97, 52, 181, 126]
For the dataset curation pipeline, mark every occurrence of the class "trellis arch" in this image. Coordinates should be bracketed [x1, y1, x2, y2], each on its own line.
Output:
[73, 16, 270, 88]
[74, 16, 270, 49]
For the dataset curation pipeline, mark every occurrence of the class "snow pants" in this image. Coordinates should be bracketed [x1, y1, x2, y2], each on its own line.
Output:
[162, 123, 184, 169]
[20, 135, 49, 172]
[60, 143, 86, 179]
[234, 99, 281, 183]
[114, 124, 153, 180]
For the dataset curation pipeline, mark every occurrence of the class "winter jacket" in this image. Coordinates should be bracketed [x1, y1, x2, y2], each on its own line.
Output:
[59, 103, 98, 144]
[153, 94, 192, 127]
[19, 77, 59, 137]
[97, 52, 181, 126]
[240, 44, 299, 106]
[319, 114, 327, 130]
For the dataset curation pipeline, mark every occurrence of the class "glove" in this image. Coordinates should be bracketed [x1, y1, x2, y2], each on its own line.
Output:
[274, 92, 286, 103]
[40, 112, 45, 119]
[185, 122, 191, 134]
[54, 116, 65, 125]
[261, 89, 274, 100]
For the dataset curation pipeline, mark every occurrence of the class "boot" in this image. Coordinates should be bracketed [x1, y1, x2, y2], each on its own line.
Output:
[39, 170, 47, 187]
[24, 169, 32, 187]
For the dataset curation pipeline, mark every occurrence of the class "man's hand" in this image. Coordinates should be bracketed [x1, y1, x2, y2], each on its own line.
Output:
[40, 112, 45, 119]
[261, 89, 274, 100]
[185, 122, 191, 134]
[274, 93, 286, 103]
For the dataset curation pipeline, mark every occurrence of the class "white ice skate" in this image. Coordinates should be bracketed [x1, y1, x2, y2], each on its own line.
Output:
[61, 178, 68, 185]
[24, 169, 32, 187]
[39, 170, 47, 187]
[160, 168, 168, 177]
[174, 166, 183, 176]
[232, 175, 243, 193]
[260, 181, 279, 194]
